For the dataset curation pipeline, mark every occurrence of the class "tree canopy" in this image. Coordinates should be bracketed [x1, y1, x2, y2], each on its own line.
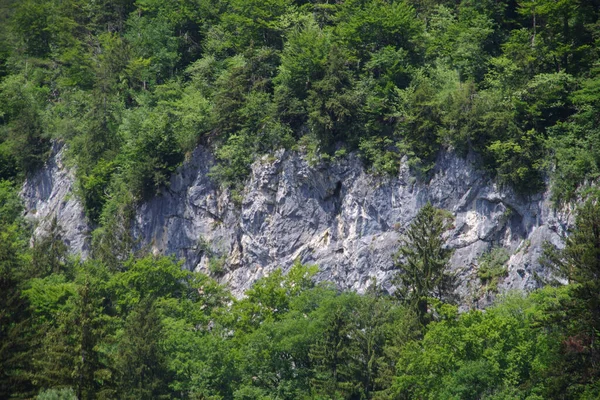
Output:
[3, 0, 600, 398]
[1, 0, 600, 231]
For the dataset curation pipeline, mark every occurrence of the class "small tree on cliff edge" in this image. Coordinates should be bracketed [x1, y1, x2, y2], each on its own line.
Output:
[393, 202, 454, 326]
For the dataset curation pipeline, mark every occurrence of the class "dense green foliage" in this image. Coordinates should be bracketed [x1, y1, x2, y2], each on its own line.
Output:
[2, 0, 600, 230]
[4, 0, 600, 398]
[2, 178, 600, 398]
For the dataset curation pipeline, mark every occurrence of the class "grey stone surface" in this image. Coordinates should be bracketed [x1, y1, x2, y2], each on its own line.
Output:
[20, 142, 90, 255]
[133, 146, 572, 303]
[22, 143, 573, 305]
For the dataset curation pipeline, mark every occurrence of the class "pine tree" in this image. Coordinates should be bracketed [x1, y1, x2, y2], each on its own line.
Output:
[393, 202, 454, 326]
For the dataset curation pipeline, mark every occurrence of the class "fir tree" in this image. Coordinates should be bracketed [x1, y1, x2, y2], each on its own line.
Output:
[393, 202, 454, 326]
[543, 195, 600, 386]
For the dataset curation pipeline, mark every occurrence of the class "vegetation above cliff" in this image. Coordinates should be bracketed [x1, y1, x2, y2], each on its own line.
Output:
[2, 0, 600, 227]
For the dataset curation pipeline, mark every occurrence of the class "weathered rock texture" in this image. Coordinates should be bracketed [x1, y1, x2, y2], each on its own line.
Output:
[133, 146, 571, 304]
[20, 142, 90, 255]
[21, 144, 572, 305]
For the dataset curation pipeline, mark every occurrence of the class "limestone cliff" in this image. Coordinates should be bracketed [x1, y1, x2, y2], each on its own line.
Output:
[20, 142, 90, 255]
[21, 143, 571, 305]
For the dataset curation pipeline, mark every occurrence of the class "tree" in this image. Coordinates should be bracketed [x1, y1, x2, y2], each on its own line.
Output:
[219, 0, 291, 52]
[31, 216, 68, 277]
[229, 261, 318, 333]
[24, 261, 114, 400]
[114, 298, 173, 399]
[393, 202, 454, 326]
[517, 0, 596, 75]
[309, 292, 361, 399]
[0, 73, 50, 179]
[392, 292, 561, 399]
[542, 194, 600, 388]
[352, 289, 420, 398]
[0, 229, 37, 398]
[546, 195, 600, 314]
[0, 181, 38, 399]
[424, 5, 494, 81]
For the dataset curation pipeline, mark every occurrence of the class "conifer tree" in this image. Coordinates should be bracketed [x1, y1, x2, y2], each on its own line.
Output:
[115, 298, 172, 399]
[0, 182, 37, 398]
[30, 272, 109, 400]
[393, 202, 454, 325]
[543, 195, 600, 384]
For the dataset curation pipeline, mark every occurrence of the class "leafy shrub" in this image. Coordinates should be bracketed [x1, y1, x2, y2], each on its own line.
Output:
[478, 247, 510, 292]
[36, 388, 77, 400]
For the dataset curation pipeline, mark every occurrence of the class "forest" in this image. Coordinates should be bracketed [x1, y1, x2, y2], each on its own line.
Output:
[2, 0, 600, 398]
[2, 185, 600, 399]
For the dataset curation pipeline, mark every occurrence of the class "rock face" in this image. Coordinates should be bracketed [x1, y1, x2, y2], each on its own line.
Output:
[21, 143, 572, 305]
[132, 146, 571, 303]
[20, 142, 90, 255]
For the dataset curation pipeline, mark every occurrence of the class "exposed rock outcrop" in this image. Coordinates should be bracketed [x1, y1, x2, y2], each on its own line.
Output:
[20, 142, 90, 255]
[133, 146, 571, 304]
[21, 143, 572, 305]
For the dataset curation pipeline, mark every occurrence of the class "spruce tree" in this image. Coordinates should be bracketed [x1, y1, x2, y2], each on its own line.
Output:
[543, 195, 600, 385]
[393, 202, 454, 326]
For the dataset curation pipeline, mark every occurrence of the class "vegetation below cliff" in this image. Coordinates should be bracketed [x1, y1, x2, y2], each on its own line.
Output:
[3, 177, 600, 398]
